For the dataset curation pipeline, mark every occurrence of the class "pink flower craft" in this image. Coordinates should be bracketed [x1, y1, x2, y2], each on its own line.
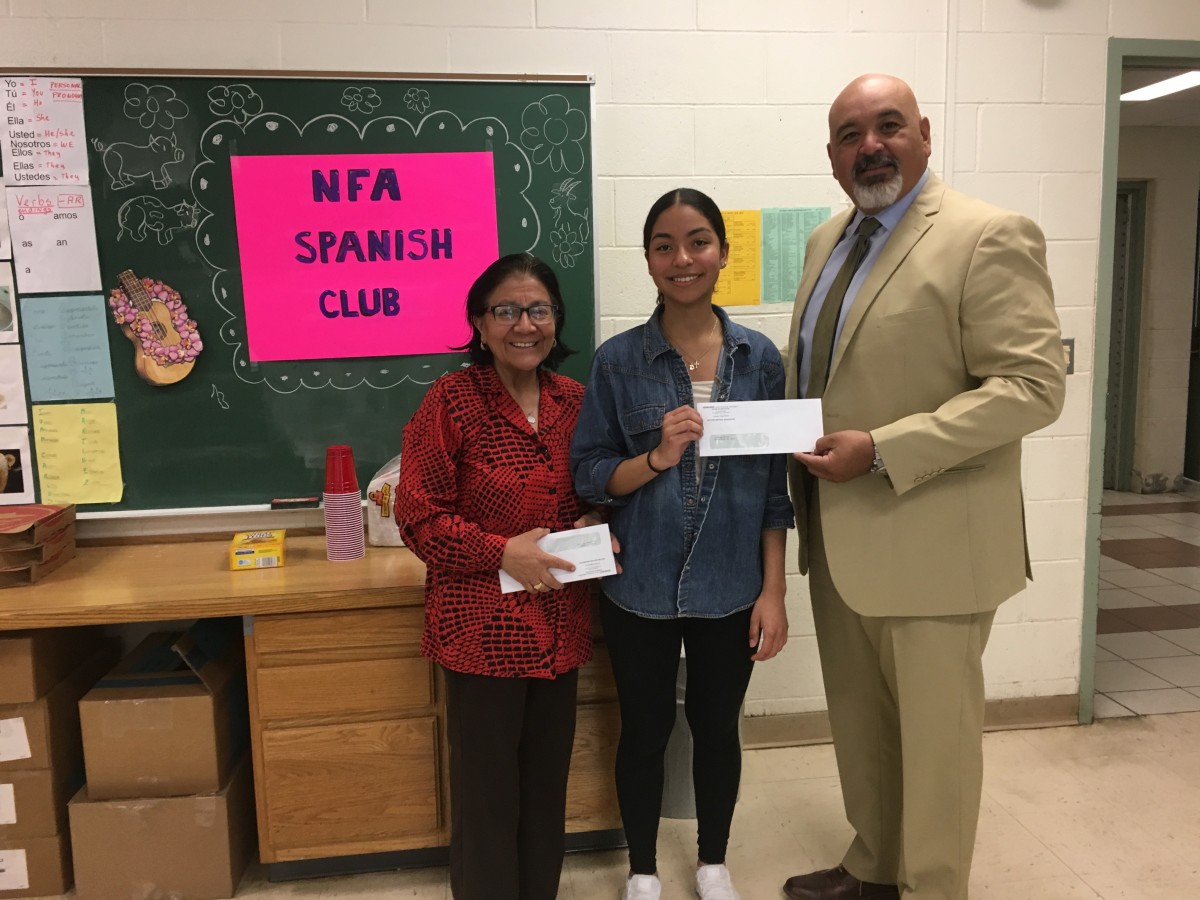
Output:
[107, 278, 203, 367]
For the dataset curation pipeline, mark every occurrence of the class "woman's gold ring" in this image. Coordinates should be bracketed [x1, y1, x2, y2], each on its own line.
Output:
[533, 581, 547, 591]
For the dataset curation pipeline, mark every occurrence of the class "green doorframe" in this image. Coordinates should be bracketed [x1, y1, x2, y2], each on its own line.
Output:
[1086, 38, 1200, 723]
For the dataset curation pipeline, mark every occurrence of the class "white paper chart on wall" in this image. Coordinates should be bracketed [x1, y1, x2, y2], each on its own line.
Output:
[0, 76, 89, 184]
[4, 188, 102, 294]
[1, 77, 100, 294]
[0, 74, 115, 512]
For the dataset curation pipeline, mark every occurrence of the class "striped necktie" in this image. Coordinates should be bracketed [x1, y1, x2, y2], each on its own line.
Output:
[805, 216, 881, 398]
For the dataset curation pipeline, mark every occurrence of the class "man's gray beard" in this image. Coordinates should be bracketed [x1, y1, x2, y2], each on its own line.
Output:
[853, 174, 903, 210]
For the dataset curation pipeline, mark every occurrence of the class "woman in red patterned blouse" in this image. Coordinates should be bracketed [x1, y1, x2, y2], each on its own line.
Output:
[396, 253, 599, 900]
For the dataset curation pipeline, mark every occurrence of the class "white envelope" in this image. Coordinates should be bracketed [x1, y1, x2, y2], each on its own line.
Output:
[498, 523, 617, 593]
[696, 399, 824, 456]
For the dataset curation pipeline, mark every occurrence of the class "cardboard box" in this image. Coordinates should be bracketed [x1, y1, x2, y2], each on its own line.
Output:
[0, 524, 75, 570]
[0, 832, 72, 898]
[0, 541, 77, 589]
[0, 625, 102, 705]
[68, 755, 255, 900]
[0, 765, 83, 839]
[0, 642, 118, 775]
[228, 529, 286, 570]
[79, 621, 248, 800]
[0, 506, 75, 550]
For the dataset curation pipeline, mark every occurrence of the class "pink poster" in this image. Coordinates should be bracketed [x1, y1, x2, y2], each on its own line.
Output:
[230, 152, 497, 362]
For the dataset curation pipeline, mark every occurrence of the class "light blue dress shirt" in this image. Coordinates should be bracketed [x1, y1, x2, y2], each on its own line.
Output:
[797, 168, 931, 396]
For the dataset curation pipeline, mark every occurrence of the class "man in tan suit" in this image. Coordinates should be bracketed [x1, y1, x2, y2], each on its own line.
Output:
[780, 75, 1066, 900]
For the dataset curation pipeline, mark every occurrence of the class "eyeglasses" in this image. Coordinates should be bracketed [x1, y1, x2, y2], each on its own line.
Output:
[487, 303, 559, 325]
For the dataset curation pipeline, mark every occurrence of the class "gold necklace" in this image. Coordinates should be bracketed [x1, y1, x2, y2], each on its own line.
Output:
[665, 315, 719, 372]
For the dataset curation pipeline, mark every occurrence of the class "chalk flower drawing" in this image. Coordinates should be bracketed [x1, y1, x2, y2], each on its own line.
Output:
[342, 86, 383, 115]
[123, 84, 190, 130]
[520, 94, 586, 174]
[207, 84, 264, 125]
[551, 227, 586, 269]
[403, 88, 431, 114]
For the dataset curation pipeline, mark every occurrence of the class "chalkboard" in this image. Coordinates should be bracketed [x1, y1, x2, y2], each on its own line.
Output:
[75, 73, 594, 511]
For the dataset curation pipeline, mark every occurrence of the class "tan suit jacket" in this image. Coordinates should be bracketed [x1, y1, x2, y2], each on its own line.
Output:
[785, 173, 1066, 618]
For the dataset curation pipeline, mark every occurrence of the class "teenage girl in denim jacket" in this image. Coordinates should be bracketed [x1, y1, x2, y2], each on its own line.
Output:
[571, 188, 794, 900]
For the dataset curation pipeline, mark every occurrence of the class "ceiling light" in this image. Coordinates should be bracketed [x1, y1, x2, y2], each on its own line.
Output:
[1121, 71, 1200, 102]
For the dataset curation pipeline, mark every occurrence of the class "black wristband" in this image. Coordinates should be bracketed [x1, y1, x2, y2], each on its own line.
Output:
[645, 449, 667, 474]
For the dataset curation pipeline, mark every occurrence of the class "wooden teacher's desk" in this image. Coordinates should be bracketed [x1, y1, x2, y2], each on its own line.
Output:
[0, 537, 621, 878]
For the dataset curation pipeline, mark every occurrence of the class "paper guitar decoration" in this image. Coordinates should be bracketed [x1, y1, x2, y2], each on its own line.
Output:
[107, 269, 202, 386]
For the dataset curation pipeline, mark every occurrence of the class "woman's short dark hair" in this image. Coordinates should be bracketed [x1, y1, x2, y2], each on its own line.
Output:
[453, 253, 574, 369]
[641, 188, 728, 253]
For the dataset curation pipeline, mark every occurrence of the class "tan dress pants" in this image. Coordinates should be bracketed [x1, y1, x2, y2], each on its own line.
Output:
[809, 507, 995, 899]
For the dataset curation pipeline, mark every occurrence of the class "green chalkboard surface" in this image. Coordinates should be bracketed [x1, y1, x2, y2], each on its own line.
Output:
[79, 74, 594, 511]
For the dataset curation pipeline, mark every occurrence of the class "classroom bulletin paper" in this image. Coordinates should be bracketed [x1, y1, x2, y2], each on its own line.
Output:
[761, 207, 831, 303]
[32, 402, 123, 503]
[713, 209, 761, 307]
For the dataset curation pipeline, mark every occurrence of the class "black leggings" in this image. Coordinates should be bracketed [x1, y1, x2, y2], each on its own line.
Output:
[600, 597, 755, 875]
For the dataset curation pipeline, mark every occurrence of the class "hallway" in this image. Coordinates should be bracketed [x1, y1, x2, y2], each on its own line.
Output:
[1096, 490, 1200, 716]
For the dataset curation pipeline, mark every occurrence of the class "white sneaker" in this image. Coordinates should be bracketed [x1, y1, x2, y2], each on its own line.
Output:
[622, 873, 662, 900]
[695, 863, 741, 900]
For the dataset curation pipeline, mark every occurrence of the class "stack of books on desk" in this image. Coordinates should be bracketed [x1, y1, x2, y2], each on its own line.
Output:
[0, 505, 77, 588]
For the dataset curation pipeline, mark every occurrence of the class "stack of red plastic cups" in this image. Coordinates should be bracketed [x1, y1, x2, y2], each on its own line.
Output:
[323, 445, 365, 561]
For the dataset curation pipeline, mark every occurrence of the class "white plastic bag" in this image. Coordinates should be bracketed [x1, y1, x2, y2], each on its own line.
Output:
[366, 453, 404, 546]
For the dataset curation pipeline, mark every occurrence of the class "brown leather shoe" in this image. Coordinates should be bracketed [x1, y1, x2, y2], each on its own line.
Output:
[782, 865, 899, 899]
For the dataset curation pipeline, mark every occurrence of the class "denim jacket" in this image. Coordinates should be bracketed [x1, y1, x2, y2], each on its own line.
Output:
[571, 305, 794, 619]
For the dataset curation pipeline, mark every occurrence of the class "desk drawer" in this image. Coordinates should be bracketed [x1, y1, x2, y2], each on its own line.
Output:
[565, 701, 621, 832]
[256, 657, 434, 724]
[575, 645, 616, 705]
[260, 717, 441, 852]
[252, 607, 424, 656]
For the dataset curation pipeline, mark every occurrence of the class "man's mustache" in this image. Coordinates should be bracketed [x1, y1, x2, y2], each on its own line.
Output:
[854, 153, 899, 176]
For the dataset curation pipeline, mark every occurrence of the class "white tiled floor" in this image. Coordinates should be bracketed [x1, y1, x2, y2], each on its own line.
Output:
[1096, 490, 1200, 717]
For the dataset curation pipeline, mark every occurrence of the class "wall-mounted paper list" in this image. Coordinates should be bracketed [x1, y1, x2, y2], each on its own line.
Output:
[20, 294, 114, 401]
[762, 207, 831, 304]
[0, 76, 89, 185]
[713, 209, 762, 307]
[5, 185, 101, 293]
[32, 402, 123, 504]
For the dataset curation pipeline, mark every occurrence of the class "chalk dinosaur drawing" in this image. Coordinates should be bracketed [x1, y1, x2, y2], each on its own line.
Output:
[96, 133, 185, 190]
[117, 196, 199, 245]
